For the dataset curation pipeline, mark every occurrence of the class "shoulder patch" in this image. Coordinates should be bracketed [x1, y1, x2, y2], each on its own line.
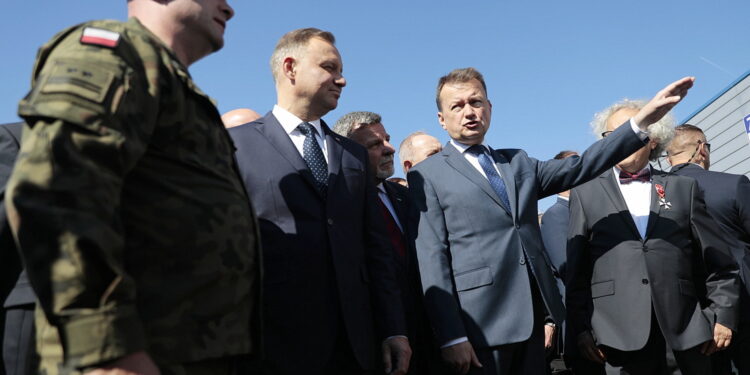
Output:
[39, 61, 116, 104]
[80, 27, 120, 48]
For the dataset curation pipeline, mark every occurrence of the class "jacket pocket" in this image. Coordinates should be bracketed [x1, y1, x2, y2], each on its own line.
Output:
[591, 280, 614, 298]
[454, 267, 493, 292]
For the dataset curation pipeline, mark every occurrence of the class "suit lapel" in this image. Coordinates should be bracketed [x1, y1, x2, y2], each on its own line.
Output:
[443, 144, 511, 215]
[492, 148, 517, 219]
[383, 182, 408, 225]
[645, 169, 666, 239]
[598, 169, 641, 239]
[257, 114, 322, 196]
[322, 121, 343, 196]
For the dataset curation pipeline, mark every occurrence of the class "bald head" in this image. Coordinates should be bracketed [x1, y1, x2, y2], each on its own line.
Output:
[221, 108, 262, 128]
[399, 131, 442, 173]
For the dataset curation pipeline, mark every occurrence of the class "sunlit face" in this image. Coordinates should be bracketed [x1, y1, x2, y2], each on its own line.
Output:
[437, 79, 492, 145]
[293, 37, 346, 117]
[351, 123, 395, 181]
[607, 108, 656, 172]
[410, 134, 442, 165]
[173, 0, 234, 52]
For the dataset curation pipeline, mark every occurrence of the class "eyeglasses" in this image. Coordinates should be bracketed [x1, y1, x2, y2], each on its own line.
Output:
[601, 131, 613, 138]
[698, 140, 711, 152]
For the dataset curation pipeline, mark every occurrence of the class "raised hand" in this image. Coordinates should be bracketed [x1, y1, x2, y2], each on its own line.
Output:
[633, 76, 695, 130]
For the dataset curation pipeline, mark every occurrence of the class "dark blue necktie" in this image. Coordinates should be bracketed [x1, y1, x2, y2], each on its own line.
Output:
[297, 122, 328, 195]
[468, 144, 511, 211]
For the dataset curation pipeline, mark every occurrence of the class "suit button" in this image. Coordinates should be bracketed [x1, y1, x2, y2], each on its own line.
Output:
[642, 245, 648, 252]
[327, 218, 334, 225]
[520, 257, 526, 265]
[642, 279, 649, 284]
[515, 223, 521, 229]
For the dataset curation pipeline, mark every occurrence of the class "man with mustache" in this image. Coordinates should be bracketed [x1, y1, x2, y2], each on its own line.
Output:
[333, 111, 438, 374]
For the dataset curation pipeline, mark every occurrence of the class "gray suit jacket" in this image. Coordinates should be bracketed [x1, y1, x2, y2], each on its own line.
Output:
[407, 122, 646, 349]
[566, 168, 740, 351]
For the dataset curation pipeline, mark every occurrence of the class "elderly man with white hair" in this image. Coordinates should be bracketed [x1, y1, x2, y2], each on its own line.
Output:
[566, 99, 740, 375]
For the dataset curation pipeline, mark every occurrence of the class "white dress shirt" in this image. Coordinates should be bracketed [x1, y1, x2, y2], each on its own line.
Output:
[614, 166, 652, 238]
[377, 183, 403, 233]
[272, 105, 328, 163]
[449, 140, 503, 179]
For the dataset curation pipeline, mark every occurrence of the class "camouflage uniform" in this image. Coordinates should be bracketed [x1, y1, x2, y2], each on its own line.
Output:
[6, 18, 261, 374]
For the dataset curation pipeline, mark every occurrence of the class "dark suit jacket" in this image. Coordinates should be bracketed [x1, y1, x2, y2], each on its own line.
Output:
[382, 180, 422, 334]
[1, 122, 35, 375]
[540, 196, 570, 353]
[228, 114, 405, 373]
[407, 122, 647, 349]
[566, 168, 740, 352]
[671, 163, 750, 295]
[0, 123, 25, 310]
[541, 196, 569, 300]
[382, 180, 439, 374]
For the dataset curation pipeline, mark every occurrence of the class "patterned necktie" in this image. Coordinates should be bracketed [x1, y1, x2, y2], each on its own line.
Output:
[297, 122, 328, 194]
[467, 144, 511, 211]
[618, 168, 651, 184]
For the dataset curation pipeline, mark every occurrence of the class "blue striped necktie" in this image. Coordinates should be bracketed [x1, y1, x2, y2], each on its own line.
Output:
[467, 144, 511, 211]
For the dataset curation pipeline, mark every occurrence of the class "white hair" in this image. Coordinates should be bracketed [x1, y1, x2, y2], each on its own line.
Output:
[590, 99, 675, 161]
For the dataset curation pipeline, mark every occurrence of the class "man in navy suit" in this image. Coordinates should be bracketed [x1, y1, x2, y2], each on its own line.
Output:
[407, 67, 694, 375]
[667, 124, 750, 374]
[333, 111, 440, 375]
[0, 122, 38, 375]
[228, 29, 411, 375]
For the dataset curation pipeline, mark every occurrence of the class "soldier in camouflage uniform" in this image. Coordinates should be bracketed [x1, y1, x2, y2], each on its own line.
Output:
[5, 1, 261, 374]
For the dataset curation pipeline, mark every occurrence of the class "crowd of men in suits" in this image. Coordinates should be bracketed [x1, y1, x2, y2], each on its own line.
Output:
[1, 1, 749, 375]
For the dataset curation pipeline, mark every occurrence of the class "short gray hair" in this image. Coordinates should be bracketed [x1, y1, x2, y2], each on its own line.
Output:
[590, 99, 675, 161]
[332, 111, 382, 137]
[270, 28, 336, 82]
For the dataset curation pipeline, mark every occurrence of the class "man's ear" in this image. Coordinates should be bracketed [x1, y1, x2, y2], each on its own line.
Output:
[649, 139, 658, 150]
[438, 112, 446, 130]
[403, 160, 413, 172]
[282, 57, 296, 80]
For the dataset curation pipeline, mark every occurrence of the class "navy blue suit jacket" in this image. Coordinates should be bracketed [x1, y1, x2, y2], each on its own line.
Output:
[671, 163, 750, 295]
[1, 122, 32, 311]
[229, 114, 405, 373]
[540, 196, 569, 299]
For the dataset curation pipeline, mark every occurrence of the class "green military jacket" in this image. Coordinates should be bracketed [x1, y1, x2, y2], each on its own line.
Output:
[7, 18, 261, 371]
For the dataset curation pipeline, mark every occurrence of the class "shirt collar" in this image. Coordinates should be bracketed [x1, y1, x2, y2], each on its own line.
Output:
[450, 139, 490, 154]
[377, 182, 386, 194]
[273, 105, 323, 136]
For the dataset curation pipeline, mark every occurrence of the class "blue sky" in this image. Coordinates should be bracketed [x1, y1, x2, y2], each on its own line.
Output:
[2, 1, 749, 210]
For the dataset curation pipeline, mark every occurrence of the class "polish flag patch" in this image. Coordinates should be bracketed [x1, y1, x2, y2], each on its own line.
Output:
[80, 27, 120, 48]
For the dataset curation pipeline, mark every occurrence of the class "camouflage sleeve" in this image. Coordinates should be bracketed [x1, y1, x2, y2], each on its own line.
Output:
[6, 27, 157, 367]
